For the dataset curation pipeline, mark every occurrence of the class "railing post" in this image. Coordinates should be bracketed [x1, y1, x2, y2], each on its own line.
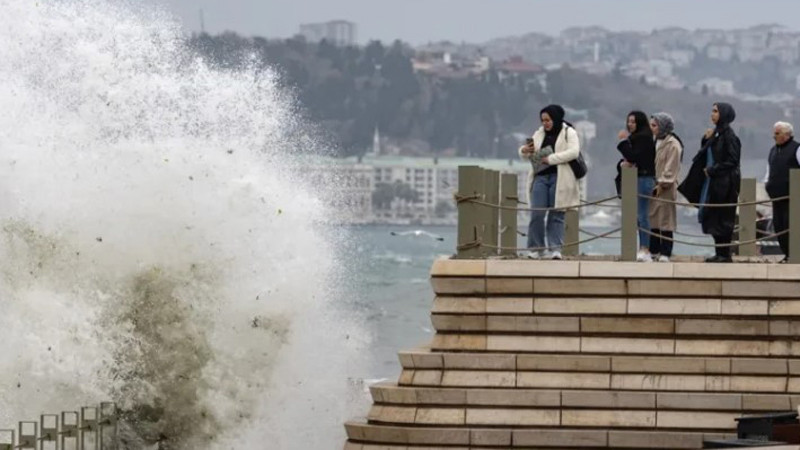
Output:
[564, 209, 579, 257]
[500, 173, 518, 257]
[790, 169, 800, 264]
[0, 429, 13, 450]
[621, 166, 638, 261]
[456, 166, 484, 258]
[484, 169, 500, 256]
[738, 178, 757, 257]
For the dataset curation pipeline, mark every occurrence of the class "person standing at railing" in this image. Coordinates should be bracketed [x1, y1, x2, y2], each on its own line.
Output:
[648, 113, 684, 262]
[679, 102, 741, 263]
[765, 121, 800, 263]
[617, 111, 656, 262]
[519, 104, 581, 260]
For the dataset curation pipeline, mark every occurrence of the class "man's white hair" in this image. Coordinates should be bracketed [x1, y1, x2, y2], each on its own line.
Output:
[774, 121, 794, 136]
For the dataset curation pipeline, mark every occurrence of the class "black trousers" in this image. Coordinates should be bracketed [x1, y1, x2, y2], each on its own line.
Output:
[773, 199, 790, 257]
[649, 229, 674, 257]
[713, 235, 732, 258]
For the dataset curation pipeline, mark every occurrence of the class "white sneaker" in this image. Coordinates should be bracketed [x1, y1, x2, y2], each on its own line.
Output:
[637, 251, 653, 262]
[657, 255, 670, 263]
[540, 250, 553, 259]
[522, 251, 541, 259]
[549, 251, 563, 260]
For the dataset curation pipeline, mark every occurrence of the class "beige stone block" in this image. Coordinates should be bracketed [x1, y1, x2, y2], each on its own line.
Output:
[443, 353, 515, 370]
[398, 370, 414, 385]
[676, 319, 769, 336]
[487, 335, 580, 352]
[582, 317, 674, 334]
[628, 298, 721, 315]
[398, 352, 415, 368]
[791, 396, 800, 409]
[657, 411, 738, 429]
[344, 422, 367, 440]
[608, 430, 703, 449]
[722, 299, 769, 315]
[562, 409, 656, 427]
[613, 356, 709, 374]
[582, 337, 675, 354]
[486, 297, 533, 314]
[432, 296, 485, 314]
[409, 351, 444, 369]
[790, 360, 800, 375]
[535, 297, 628, 314]
[486, 277, 533, 294]
[675, 339, 769, 356]
[612, 374, 706, 391]
[705, 375, 731, 391]
[430, 277, 485, 295]
[414, 408, 465, 425]
[486, 259, 579, 277]
[742, 394, 792, 411]
[562, 390, 655, 409]
[658, 393, 741, 410]
[771, 321, 800, 336]
[469, 429, 511, 447]
[359, 424, 409, 444]
[706, 358, 734, 373]
[381, 385, 417, 403]
[414, 388, 466, 405]
[430, 334, 487, 351]
[370, 406, 417, 424]
[769, 264, 800, 281]
[440, 370, 515, 388]
[535, 278, 626, 295]
[787, 377, 800, 392]
[466, 389, 561, 407]
[517, 371, 610, 389]
[731, 376, 787, 392]
[411, 370, 443, 386]
[703, 432, 737, 442]
[405, 428, 470, 445]
[466, 408, 560, 426]
[732, 358, 788, 375]
[431, 315, 486, 332]
[342, 442, 363, 450]
[369, 384, 386, 402]
[581, 260, 673, 278]
[724, 280, 800, 298]
[513, 429, 608, 446]
[628, 279, 722, 297]
[770, 301, 800, 316]
[771, 341, 793, 356]
[515, 316, 580, 333]
[485, 315, 516, 332]
[431, 258, 486, 276]
[518, 354, 610, 372]
[673, 262, 768, 280]
[360, 446, 403, 450]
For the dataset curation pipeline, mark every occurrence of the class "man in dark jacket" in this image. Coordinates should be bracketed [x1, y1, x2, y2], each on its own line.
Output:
[765, 121, 800, 262]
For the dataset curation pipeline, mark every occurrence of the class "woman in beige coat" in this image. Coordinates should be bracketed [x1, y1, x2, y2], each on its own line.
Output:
[648, 112, 683, 262]
[518, 104, 581, 260]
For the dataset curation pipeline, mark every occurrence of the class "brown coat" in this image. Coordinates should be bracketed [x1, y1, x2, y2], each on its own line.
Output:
[649, 135, 683, 231]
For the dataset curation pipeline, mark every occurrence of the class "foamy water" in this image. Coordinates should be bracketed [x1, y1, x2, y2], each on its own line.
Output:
[0, 0, 365, 448]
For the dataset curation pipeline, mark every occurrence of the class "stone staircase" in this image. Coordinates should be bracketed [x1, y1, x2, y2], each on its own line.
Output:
[344, 259, 800, 449]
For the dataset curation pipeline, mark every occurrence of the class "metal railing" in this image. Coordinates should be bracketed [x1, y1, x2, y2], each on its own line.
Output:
[454, 165, 800, 263]
[0, 403, 117, 450]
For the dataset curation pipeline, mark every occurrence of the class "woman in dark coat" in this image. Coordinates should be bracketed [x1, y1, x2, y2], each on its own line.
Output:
[617, 111, 656, 262]
[678, 102, 741, 262]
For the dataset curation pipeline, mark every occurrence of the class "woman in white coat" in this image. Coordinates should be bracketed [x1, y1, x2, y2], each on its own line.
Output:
[518, 104, 581, 259]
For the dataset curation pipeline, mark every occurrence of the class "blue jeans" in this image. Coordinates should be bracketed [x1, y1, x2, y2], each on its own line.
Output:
[527, 173, 565, 251]
[638, 176, 655, 248]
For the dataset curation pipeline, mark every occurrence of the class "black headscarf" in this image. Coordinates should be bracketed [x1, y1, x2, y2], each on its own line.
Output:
[628, 110, 651, 137]
[714, 102, 736, 131]
[540, 104, 566, 137]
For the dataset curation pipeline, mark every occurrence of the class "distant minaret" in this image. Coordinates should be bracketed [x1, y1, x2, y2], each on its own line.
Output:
[199, 9, 206, 34]
[372, 126, 381, 155]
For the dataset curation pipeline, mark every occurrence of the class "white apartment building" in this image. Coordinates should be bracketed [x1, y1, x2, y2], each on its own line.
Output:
[298, 20, 357, 46]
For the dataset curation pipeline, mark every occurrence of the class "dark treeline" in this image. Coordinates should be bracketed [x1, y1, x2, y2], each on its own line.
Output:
[189, 32, 786, 191]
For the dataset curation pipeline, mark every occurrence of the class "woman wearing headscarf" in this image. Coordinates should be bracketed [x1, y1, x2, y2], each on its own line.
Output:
[648, 113, 684, 262]
[678, 102, 741, 263]
[617, 111, 656, 262]
[519, 104, 581, 260]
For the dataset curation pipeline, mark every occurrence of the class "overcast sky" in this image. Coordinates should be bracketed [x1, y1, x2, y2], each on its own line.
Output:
[153, 0, 800, 44]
